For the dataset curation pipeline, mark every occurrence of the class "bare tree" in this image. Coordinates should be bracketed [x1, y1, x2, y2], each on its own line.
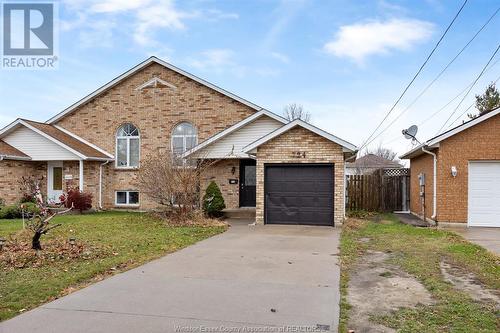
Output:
[23, 178, 73, 250]
[365, 144, 399, 162]
[135, 151, 217, 219]
[282, 103, 311, 122]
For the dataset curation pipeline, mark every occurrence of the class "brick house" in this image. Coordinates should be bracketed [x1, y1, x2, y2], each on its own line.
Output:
[0, 57, 357, 226]
[400, 107, 500, 227]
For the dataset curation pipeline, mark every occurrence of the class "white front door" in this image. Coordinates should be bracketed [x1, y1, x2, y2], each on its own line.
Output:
[47, 161, 64, 203]
[468, 161, 500, 227]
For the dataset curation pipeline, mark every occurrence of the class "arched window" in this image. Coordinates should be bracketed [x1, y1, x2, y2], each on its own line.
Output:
[171, 122, 197, 156]
[116, 123, 140, 168]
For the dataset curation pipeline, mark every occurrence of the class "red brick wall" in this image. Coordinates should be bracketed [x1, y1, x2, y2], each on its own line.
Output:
[409, 152, 435, 220]
[436, 112, 500, 223]
[409, 112, 500, 223]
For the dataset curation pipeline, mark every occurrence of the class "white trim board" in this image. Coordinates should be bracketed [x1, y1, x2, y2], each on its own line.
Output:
[183, 109, 288, 158]
[46, 56, 264, 124]
[401, 107, 500, 159]
[243, 119, 358, 153]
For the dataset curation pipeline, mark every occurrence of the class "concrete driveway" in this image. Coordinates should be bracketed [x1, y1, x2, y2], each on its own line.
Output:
[0, 221, 340, 333]
[439, 225, 500, 255]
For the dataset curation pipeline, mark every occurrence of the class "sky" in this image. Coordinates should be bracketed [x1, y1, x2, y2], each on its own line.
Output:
[0, 0, 499, 158]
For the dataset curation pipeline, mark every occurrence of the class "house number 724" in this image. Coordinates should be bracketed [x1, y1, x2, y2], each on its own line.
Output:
[292, 151, 306, 158]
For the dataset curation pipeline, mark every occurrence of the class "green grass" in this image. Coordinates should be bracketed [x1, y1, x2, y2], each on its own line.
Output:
[0, 211, 226, 321]
[339, 214, 500, 333]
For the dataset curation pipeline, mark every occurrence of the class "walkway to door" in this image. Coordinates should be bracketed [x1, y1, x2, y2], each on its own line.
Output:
[1, 221, 340, 333]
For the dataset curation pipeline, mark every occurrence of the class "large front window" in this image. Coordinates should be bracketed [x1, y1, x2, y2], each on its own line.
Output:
[116, 123, 140, 168]
[171, 122, 197, 157]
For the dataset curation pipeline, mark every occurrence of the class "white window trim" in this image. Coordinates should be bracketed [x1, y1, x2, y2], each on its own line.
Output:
[115, 191, 140, 206]
[115, 130, 140, 169]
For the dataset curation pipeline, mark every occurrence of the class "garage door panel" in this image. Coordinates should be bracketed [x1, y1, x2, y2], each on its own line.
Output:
[468, 162, 500, 227]
[265, 164, 334, 226]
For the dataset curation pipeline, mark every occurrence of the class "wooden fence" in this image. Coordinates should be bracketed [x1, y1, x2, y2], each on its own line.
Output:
[346, 168, 410, 212]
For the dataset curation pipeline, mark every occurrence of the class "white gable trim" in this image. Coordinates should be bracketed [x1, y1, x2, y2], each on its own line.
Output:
[400, 107, 500, 159]
[135, 77, 177, 91]
[183, 110, 287, 158]
[46, 56, 263, 124]
[427, 107, 500, 146]
[243, 119, 358, 153]
[0, 154, 31, 161]
[54, 125, 115, 159]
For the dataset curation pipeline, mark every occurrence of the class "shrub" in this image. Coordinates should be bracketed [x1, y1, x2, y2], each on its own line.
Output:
[61, 188, 93, 212]
[20, 202, 41, 216]
[202, 181, 226, 218]
[0, 197, 4, 207]
[0, 205, 21, 219]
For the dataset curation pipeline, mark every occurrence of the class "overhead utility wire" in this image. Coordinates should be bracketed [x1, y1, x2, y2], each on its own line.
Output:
[436, 44, 500, 134]
[357, 0, 468, 151]
[360, 6, 499, 148]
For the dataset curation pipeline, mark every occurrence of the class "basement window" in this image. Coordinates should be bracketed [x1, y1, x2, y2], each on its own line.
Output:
[115, 191, 139, 206]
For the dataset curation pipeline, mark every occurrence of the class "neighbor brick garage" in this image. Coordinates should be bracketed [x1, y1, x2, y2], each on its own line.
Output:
[255, 127, 345, 225]
[54, 62, 256, 209]
[408, 112, 500, 223]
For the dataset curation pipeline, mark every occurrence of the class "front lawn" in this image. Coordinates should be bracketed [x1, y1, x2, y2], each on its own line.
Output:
[340, 214, 500, 333]
[0, 211, 226, 321]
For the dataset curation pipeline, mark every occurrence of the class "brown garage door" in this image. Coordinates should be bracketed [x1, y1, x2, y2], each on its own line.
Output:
[264, 164, 334, 226]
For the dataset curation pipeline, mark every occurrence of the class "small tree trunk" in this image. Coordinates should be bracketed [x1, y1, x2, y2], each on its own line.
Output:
[32, 232, 42, 250]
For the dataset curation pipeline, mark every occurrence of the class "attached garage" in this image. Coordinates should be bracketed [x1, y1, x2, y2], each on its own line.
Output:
[264, 164, 334, 226]
[468, 162, 500, 227]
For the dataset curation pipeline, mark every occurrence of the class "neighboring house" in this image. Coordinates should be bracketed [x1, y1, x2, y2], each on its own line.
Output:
[0, 57, 357, 226]
[400, 106, 500, 227]
[345, 153, 402, 175]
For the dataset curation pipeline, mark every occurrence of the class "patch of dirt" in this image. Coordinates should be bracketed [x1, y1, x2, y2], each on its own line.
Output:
[347, 251, 434, 333]
[440, 260, 500, 308]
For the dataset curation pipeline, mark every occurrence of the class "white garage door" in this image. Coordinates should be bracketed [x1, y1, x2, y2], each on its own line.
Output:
[468, 162, 500, 227]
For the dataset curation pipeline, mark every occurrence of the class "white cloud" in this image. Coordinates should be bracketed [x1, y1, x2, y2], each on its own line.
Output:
[189, 49, 237, 70]
[324, 18, 434, 63]
[271, 52, 290, 64]
[62, 0, 239, 48]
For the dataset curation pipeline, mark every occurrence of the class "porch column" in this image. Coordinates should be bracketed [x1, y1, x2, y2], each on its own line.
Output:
[79, 160, 84, 191]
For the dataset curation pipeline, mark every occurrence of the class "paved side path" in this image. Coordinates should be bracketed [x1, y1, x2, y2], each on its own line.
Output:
[1, 221, 340, 332]
[439, 225, 500, 255]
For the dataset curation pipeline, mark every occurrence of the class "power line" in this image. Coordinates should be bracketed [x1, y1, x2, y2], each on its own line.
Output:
[380, 68, 500, 146]
[360, 7, 499, 149]
[447, 74, 500, 127]
[357, 0, 468, 151]
[359, 6, 499, 148]
[436, 44, 500, 134]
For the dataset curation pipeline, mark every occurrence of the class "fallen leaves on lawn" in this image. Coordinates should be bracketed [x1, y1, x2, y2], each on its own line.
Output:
[0, 233, 108, 270]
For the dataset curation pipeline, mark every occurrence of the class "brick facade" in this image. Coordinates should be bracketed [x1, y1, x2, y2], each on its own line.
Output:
[0, 160, 46, 205]
[54, 62, 255, 209]
[409, 152, 435, 220]
[409, 113, 500, 223]
[200, 159, 240, 209]
[254, 127, 346, 225]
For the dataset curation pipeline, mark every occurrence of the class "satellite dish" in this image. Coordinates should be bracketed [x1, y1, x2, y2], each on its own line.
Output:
[402, 125, 418, 140]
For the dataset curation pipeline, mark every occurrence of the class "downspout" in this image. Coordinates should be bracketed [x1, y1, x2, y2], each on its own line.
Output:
[0, 155, 4, 161]
[99, 160, 111, 210]
[421, 146, 437, 221]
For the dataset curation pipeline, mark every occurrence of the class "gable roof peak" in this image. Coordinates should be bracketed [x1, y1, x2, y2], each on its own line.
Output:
[46, 56, 264, 124]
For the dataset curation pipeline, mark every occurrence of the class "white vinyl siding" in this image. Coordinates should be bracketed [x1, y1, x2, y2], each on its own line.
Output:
[468, 162, 500, 227]
[3, 126, 79, 160]
[195, 117, 282, 158]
